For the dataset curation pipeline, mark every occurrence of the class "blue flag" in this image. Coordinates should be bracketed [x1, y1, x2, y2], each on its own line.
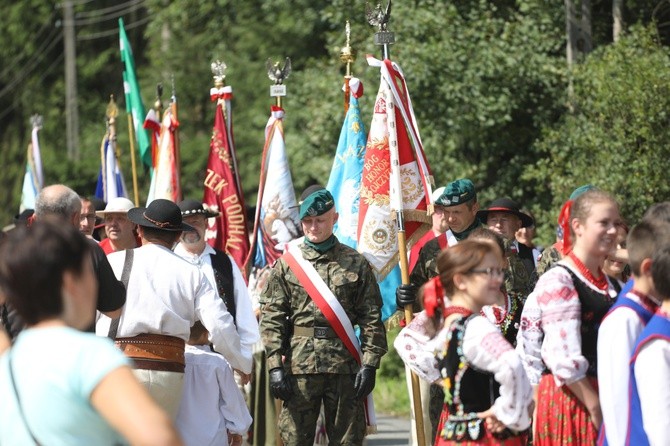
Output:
[326, 78, 400, 321]
[95, 136, 127, 202]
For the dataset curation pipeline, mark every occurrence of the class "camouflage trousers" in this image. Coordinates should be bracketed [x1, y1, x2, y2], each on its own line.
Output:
[278, 373, 366, 446]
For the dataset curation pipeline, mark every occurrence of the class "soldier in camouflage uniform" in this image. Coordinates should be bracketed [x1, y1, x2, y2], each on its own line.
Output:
[260, 186, 387, 446]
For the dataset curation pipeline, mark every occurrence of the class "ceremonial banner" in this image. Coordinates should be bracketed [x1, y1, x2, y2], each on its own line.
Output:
[326, 78, 400, 321]
[143, 108, 160, 169]
[119, 18, 151, 168]
[203, 86, 250, 271]
[357, 56, 433, 278]
[146, 107, 181, 204]
[247, 106, 301, 269]
[20, 122, 44, 212]
[95, 135, 127, 202]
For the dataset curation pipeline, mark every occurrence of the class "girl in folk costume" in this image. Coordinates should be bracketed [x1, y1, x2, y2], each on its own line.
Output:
[427, 240, 532, 445]
[533, 189, 621, 445]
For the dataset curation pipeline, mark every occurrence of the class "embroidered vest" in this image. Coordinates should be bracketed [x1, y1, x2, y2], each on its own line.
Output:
[627, 314, 670, 446]
[557, 265, 618, 377]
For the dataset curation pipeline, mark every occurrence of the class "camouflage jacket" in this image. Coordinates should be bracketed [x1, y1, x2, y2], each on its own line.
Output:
[536, 245, 561, 277]
[260, 239, 387, 374]
[409, 236, 442, 288]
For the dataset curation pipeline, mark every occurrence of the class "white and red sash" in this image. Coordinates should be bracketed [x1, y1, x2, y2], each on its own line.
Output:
[438, 229, 458, 250]
[283, 244, 377, 433]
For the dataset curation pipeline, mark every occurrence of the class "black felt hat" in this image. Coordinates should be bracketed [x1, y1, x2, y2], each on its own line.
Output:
[477, 197, 534, 228]
[178, 199, 220, 219]
[128, 199, 195, 232]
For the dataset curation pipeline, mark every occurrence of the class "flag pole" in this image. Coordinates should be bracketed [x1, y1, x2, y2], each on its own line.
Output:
[170, 75, 182, 202]
[340, 21, 356, 114]
[106, 95, 121, 186]
[127, 112, 140, 206]
[266, 57, 291, 446]
[367, 2, 425, 445]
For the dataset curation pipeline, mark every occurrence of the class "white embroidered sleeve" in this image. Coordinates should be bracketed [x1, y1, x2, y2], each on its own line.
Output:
[463, 316, 532, 432]
[515, 291, 544, 386]
[536, 267, 588, 386]
[393, 311, 441, 383]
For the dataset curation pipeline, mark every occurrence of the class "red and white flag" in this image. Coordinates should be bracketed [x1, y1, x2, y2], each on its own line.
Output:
[203, 86, 250, 272]
[146, 106, 181, 204]
[357, 56, 433, 277]
[246, 106, 301, 270]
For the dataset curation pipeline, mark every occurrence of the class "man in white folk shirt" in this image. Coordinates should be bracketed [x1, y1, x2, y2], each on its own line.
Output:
[174, 199, 259, 381]
[96, 199, 248, 418]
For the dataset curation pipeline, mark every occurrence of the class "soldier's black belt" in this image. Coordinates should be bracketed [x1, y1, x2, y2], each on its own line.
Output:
[293, 325, 337, 339]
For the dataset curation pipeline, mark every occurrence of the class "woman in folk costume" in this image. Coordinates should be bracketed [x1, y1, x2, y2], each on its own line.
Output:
[426, 240, 532, 445]
[533, 189, 621, 445]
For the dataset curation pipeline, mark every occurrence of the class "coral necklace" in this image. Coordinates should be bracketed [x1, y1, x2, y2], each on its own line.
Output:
[568, 252, 608, 290]
[443, 305, 473, 318]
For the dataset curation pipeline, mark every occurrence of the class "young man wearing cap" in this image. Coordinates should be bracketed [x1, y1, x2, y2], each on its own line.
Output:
[96, 197, 141, 255]
[174, 199, 259, 383]
[96, 199, 247, 418]
[259, 186, 387, 445]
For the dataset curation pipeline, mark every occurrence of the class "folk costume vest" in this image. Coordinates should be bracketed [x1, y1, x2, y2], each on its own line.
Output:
[436, 314, 519, 442]
[556, 265, 619, 377]
[598, 290, 658, 446]
[209, 250, 236, 326]
[626, 313, 670, 446]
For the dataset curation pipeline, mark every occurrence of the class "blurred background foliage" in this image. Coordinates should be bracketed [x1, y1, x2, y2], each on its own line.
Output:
[2, 0, 670, 245]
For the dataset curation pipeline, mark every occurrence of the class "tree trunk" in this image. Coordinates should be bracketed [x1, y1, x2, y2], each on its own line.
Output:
[613, 0, 623, 42]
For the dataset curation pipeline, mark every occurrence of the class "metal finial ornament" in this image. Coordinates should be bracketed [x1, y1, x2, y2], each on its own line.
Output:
[366, 0, 394, 59]
[30, 114, 43, 129]
[106, 95, 118, 121]
[366, 1, 392, 31]
[171, 74, 177, 103]
[267, 57, 291, 107]
[211, 60, 228, 88]
[106, 95, 119, 144]
[266, 57, 292, 85]
[155, 83, 163, 111]
[340, 20, 356, 76]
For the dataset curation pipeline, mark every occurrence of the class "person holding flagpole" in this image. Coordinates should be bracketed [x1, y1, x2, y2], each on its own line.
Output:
[259, 185, 387, 446]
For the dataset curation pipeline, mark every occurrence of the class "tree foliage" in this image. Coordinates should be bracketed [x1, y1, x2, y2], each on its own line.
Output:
[526, 25, 670, 239]
[0, 1, 669, 246]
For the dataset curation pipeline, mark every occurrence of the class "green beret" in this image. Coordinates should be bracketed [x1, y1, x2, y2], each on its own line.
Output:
[299, 189, 335, 219]
[435, 178, 476, 207]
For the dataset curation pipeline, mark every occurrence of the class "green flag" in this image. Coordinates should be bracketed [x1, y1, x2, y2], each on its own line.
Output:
[119, 18, 151, 168]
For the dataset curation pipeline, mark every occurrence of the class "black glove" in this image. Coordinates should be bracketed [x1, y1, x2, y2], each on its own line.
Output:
[396, 283, 418, 309]
[354, 365, 377, 399]
[269, 367, 293, 401]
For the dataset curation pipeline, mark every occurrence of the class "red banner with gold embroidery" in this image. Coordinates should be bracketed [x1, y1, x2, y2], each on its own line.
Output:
[203, 90, 250, 272]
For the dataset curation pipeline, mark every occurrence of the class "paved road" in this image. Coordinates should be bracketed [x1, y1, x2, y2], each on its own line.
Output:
[364, 414, 411, 446]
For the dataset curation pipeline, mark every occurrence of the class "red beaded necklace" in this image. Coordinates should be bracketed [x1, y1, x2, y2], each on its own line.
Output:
[568, 252, 608, 291]
[443, 305, 473, 318]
